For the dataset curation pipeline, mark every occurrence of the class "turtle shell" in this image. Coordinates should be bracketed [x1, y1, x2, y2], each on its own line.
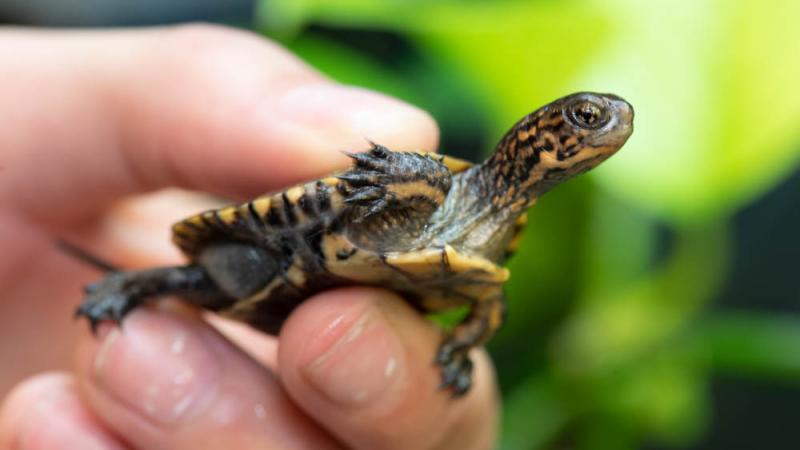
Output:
[171, 152, 525, 266]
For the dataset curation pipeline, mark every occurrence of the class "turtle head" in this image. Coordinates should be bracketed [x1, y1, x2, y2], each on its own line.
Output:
[485, 92, 633, 207]
[546, 92, 633, 164]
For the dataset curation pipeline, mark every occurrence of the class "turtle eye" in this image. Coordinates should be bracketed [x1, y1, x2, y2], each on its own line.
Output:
[569, 101, 606, 129]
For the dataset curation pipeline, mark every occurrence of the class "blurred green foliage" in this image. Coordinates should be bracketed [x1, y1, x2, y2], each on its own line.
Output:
[256, 0, 800, 448]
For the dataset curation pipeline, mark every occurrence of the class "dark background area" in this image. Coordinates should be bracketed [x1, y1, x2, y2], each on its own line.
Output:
[647, 167, 800, 449]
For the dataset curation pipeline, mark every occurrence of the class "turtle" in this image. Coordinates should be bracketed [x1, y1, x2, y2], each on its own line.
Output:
[74, 92, 633, 396]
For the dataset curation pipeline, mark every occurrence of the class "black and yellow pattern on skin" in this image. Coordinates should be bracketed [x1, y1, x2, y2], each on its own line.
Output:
[76, 92, 633, 396]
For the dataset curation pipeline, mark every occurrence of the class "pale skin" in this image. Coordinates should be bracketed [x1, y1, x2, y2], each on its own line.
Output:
[0, 25, 498, 449]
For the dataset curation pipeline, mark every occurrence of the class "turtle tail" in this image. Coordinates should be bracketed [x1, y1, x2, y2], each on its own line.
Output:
[57, 240, 119, 273]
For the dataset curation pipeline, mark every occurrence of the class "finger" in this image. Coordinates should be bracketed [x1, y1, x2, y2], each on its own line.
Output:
[206, 314, 281, 372]
[278, 288, 499, 450]
[0, 24, 439, 225]
[0, 372, 129, 450]
[74, 305, 342, 450]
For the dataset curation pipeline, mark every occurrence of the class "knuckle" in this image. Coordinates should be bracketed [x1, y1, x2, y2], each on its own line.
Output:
[4, 373, 69, 402]
[0, 373, 71, 419]
[157, 22, 299, 73]
[157, 23, 262, 73]
[163, 22, 254, 53]
[146, 22, 317, 99]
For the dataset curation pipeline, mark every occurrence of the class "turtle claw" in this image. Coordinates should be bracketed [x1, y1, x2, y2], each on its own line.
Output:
[337, 172, 387, 186]
[74, 310, 102, 336]
[75, 272, 139, 334]
[83, 282, 100, 294]
[435, 341, 474, 398]
[345, 144, 394, 171]
[340, 145, 401, 219]
[365, 140, 388, 158]
[343, 185, 385, 203]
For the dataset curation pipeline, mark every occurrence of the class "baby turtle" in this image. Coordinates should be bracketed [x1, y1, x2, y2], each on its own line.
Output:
[76, 92, 633, 396]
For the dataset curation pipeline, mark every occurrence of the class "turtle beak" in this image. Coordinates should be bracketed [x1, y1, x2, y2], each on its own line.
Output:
[593, 95, 633, 149]
[610, 96, 634, 138]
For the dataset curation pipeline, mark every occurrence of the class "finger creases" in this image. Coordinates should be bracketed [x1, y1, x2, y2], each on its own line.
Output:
[278, 288, 499, 450]
[1, 24, 439, 225]
[74, 306, 341, 450]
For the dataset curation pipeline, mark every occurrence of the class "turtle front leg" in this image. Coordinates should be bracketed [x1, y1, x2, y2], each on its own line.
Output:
[338, 143, 454, 251]
[77, 265, 228, 333]
[436, 294, 506, 396]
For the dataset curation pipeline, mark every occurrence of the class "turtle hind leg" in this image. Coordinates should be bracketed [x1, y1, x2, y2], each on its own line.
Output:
[77, 265, 228, 333]
[78, 242, 282, 334]
[435, 294, 506, 397]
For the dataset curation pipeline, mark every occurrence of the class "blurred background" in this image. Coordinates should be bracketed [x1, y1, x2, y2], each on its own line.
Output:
[3, 0, 798, 449]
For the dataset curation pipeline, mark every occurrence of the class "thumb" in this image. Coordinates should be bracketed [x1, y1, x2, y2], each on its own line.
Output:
[277, 288, 499, 450]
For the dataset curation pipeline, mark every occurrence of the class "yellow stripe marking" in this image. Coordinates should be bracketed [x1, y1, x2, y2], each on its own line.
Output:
[385, 245, 509, 283]
[386, 180, 445, 204]
[506, 235, 523, 254]
[286, 265, 306, 286]
[217, 206, 237, 224]
[187, 215, 205, 228]
[250, 197, 271, 218]
[171, 223, 190, 235]
[417, 152, 473, 174]
[285, 186, 306, 203]
[321, 177, 340, 187]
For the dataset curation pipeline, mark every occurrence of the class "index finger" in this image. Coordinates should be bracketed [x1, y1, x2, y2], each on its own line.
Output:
[0, 24, 439, 225]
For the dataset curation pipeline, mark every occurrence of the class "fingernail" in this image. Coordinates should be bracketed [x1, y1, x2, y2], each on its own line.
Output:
[277, 84, 436, 150]
[91, 310, 219, 427]
[299, 299, 406, 407]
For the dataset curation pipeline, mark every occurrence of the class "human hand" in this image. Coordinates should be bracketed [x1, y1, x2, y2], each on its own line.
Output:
[0, 25, 498, 449]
